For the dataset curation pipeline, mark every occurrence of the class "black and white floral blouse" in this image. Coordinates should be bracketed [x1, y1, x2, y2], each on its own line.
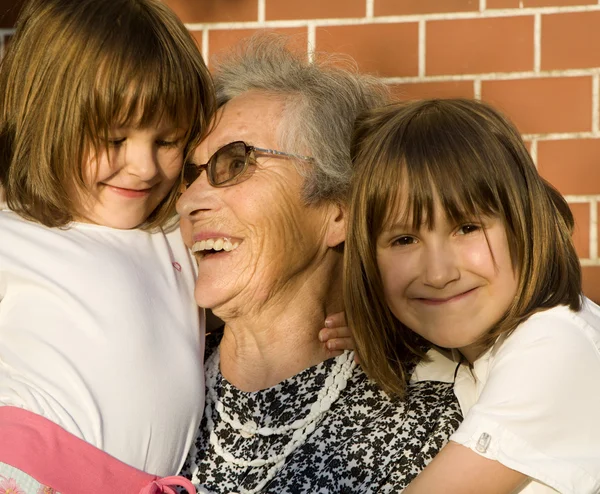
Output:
[180, 335, 462, 493]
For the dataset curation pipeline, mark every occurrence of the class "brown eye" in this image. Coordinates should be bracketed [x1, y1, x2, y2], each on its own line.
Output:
[392, 236, 416, 246]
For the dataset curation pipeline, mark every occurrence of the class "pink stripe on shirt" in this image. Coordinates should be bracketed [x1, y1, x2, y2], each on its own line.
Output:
[0, 406, 195, 494]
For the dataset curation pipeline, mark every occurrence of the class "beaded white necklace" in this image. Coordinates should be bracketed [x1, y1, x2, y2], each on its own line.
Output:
[204, 348, 356, 494]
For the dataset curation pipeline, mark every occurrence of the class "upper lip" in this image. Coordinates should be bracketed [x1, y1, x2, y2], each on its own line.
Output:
[192, 231, 240, 242]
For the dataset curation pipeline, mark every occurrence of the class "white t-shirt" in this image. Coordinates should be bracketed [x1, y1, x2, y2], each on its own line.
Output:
[0, 210, 205, 476]
[412, 298, 600, 494]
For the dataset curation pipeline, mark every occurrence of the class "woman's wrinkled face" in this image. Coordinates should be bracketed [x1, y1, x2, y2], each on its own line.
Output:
[177, 91, 335, 316]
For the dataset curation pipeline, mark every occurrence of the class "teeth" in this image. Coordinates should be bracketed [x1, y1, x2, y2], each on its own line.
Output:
[191, 238, 240, 254]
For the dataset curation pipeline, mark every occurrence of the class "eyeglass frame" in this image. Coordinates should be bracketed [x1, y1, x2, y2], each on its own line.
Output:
[182, 140, 314, 189]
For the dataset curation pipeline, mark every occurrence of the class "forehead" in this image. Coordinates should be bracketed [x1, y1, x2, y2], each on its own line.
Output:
[196, 91, 287, 161]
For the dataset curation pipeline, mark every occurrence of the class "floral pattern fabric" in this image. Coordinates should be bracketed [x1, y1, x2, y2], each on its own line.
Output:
[0, 464, 56, 494]
[180, 334, 464, 493]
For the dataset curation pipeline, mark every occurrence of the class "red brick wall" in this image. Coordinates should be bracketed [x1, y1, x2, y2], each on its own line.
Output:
[1, 0, 598, 301]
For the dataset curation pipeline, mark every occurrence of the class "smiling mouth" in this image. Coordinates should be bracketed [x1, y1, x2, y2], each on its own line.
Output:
[105, 184, 153, 197]
[415, 287, 478, 305]
[192, 238, 240, 258]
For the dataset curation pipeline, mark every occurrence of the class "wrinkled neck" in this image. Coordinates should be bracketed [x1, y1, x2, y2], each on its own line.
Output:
[216, 253, 344, 392]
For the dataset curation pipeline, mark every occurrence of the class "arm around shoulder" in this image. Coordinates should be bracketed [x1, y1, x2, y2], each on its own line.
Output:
[404, 441, 529, 494]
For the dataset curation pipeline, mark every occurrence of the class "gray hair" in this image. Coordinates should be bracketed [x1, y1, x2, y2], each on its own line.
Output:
[212, 34, 390, 204]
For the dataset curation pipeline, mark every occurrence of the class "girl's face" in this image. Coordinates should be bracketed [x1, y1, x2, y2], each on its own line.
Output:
[75, 119, 185, 229]
[376, 198, 519, 362]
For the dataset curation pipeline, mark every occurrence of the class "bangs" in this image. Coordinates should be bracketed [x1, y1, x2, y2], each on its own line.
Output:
[372, 103, 509, 235]
[83, 4, 208, 148]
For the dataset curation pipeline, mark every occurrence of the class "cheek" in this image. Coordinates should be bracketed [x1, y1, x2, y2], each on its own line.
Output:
[160, 150, 185, 180]
[463, 242, 498, 277]
[179, 217, 193, 249]
[234, 182, 324, 275]
[81, 152, 103, 186]
[377, 250, 411, 303]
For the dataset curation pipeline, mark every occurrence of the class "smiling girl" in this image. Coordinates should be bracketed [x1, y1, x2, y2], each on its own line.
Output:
[0, 0, 214, 491]
[345, 99, 600, 494]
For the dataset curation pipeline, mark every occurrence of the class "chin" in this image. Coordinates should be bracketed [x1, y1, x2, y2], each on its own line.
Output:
[107, 220, 145, 230]
[194, 290, 222, 311]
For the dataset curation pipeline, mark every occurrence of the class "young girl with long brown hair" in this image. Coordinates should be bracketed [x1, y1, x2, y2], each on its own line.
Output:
[0, 0, 215, 491]
[345, 98, 600, 494]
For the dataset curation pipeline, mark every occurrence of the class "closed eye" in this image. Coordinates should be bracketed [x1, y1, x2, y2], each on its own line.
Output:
[156, 139, 181, 148]
[108, 137, 126, 147]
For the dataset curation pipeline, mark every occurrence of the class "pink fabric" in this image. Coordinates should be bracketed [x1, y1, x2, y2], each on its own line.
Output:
[0, 407, 195, 494]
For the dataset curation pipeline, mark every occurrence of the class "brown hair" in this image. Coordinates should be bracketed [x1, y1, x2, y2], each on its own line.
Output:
[345, 98, 581, 397]
[0, 0, 215, 229]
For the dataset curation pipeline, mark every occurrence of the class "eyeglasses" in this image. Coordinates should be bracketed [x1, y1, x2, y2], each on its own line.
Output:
[182, 140, 314, 189]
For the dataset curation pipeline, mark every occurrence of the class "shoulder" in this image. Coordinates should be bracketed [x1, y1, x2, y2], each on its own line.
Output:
[451, 302, 600, 493]
[502, 302, 600, 349]
[490, 302, 600, 378]
[0, 209, 33, 228]
[482, 302, 600, 409]
[0, 211, 47, 255]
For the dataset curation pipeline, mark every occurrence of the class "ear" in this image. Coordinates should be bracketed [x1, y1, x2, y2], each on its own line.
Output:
[325, 202, 347, 248]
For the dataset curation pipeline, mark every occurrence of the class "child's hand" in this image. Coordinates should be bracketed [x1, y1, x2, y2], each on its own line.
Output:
[319, 312, 358, 361]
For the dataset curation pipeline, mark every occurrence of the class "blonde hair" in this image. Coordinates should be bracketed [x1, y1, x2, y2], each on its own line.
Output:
[0, 0, 215, 228]
[345, 98, 581, 397]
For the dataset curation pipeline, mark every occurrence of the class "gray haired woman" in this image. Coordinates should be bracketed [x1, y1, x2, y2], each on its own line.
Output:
[177, 35, 462, 493]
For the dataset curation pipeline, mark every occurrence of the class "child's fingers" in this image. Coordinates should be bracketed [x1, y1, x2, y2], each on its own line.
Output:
[319, 327, 337, 342]
[325, 337, 354, 352]
[319, 325, 352, 343]
[324, 311, 347, 329]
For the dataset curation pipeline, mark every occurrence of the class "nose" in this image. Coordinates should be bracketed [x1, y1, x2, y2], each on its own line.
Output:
[423, 241, 460, 289]
[124, 142, 160, 182]
[175, 166, 213, 219]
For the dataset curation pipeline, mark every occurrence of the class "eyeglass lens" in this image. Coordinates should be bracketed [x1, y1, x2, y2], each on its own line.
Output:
[210, 141, 249, 185]
[183, 141, 251, 188]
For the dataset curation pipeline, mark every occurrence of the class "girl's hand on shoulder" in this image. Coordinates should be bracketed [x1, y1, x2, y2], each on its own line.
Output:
[319, 312, 360, 362]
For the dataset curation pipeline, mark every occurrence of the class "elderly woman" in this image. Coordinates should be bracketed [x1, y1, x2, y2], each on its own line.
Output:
[176, 36, 462, 493]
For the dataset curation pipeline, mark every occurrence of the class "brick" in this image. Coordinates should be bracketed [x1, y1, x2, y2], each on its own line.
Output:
[481, 77, 592, 134]
[389, 81, 474, 101]
[426, 16, 534, 75]
[582, 267, 600, 305]
[0, 0, 21, 28]
[542, 12, 600, 70]
[375, 0, 477, 16]
[316, 23, 418, 77]
[570, 203, 591, 259]
[487, 0, 595, 7]
[208, 28, 308, 67]
[537, 139, 600, 195]
[164, 0, 258, 24]
[266, 0, 364, 20]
